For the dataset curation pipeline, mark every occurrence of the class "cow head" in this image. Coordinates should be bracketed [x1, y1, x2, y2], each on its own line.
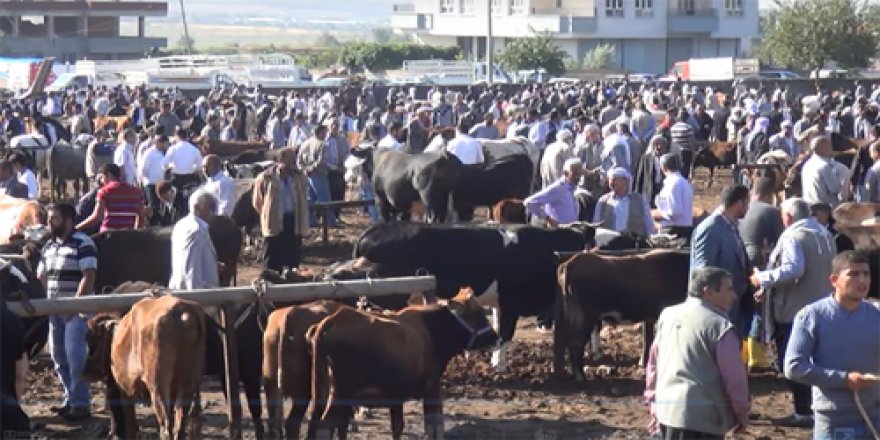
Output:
[348, 146, 376, 182]
[0, 257, 42, 304]
[82, 314, 119, 382]
[441, 288, 500, 351]
[562, 221, 600, 246]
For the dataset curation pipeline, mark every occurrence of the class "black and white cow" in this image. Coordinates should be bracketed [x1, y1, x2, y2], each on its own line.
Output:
[351, 221, 594, 370]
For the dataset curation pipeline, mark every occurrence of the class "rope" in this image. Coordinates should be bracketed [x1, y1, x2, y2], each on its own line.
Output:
[855, 374, 880, 440]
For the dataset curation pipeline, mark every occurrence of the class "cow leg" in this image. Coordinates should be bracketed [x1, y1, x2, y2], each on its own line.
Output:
[242, 378, 265, 439]
[569, 318, 595, 383]
[490, 313, 517, 372]
[552, 297, 567, 377]
[640, 320, 655, 368]
[389, 404, 405, 440]
[423, 388, 444, 440]
[150, 386, 174, 440]
[188, 391, 203, 440]
[105, 381, 127, 439]
[590, 327, 602, 357]
[263, 374, 282, 438]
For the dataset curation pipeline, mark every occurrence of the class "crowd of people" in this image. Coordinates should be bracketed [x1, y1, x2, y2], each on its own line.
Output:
[0, 77, 877, 438]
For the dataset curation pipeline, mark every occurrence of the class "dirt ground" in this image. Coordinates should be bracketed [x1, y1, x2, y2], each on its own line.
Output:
[20, 169, 813, 439]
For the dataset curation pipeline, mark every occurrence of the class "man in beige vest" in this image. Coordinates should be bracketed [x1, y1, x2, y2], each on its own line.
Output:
[592, 167, 653, 239]
[253, 147, 310, 272]
[748, 197, 836, 427]
[645, 266, 751, 439]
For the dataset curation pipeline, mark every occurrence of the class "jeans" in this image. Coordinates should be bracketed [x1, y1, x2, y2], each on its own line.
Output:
[49, 315, 90, 408]
[813, 417, 880, 440]
[359, 186, 380, 224]
[308, 174, 337, 227]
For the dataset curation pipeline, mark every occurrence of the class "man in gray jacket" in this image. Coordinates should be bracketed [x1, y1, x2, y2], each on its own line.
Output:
[296, 124, 338, 228]
[801, 135, 851, 207]
[748, 197, 836, 427]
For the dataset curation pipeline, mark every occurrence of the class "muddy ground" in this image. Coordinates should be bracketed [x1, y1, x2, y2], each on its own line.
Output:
[20, 169, 812, 439]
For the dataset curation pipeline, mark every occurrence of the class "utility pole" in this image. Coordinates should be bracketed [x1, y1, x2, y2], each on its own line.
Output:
[178, 0, 192, 54]
[486, 0, 493, 85]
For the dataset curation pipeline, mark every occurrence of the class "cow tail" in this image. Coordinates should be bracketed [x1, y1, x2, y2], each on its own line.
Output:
[307, 323, 333, 421]
[558, 261, 584, 334]
[276, 319, 289, 393]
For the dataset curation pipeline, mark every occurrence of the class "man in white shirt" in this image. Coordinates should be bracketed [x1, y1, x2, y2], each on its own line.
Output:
[541, 129, 574, 188]
[10, 152, 38, 200]
[446, 119, 485, 165]
[651, 153, 694, 240]
[286, 112, 311, 149]
[377, 122, 404, 152]
[113, 129, 138, 187]
[801, 135, 850, 207]
[168, 189, 219, 291]
[201, 155, 236, 217]
[138, 135, 169, 225]
[163, 128, 204, 193]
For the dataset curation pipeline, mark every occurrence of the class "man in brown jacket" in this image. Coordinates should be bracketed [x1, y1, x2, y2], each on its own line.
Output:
[252, 147, 310, 271]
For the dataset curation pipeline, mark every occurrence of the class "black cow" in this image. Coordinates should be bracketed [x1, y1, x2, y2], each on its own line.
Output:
[451, 141, 536, 222]
[555, 249, 689, 382]
[0, 241, 48, 360]
[352, 222, 594, 370]
[92, 216, 242, 294]
[350, 147, 462, 222]
[690, 141, 736, 187]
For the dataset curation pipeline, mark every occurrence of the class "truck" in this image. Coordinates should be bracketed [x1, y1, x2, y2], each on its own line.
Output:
[46, 59, 148, 92]
[400, 60, 512, 85]
[667, 57, 760, 81]
[0, 57, 69, 92]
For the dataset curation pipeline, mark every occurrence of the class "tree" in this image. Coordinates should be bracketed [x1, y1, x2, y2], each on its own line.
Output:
[496, 32, 568, 76]
[314, 32, 340, 48]
[176, 34, 195, 51]
[761, 0, 880, 71]
[582, 44, 616, 70]
[372, 27, 394, 44]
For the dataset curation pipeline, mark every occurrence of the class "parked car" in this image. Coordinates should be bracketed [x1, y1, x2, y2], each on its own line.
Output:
[759, 70, 802, 79]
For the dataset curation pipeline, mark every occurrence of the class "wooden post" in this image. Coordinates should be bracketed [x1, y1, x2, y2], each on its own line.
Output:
[321, 205, 329, 245]
[219, 304, 242, 439]
[309, 199, 376, 246]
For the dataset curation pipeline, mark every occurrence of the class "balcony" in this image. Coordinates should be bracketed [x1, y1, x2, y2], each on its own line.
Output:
[390, 11, 432, 31]
[558, 16, 597, 34]
[667, 8, 718, 34]
[0, 1, 168, 17]
[392, 3, 414, 13]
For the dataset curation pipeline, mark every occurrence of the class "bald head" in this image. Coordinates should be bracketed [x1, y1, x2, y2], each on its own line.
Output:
[202, 154, 222, 177]
[811, 135, 832, 157]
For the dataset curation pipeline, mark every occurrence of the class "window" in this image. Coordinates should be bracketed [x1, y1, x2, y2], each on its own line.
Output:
[605, 0, 624, 17]
[491, 0, 504, 14]
[510, 0, 525, 15]
[725, 0, 743, 17]
[677, 0, 695, 15]
[460, 0, 474, 15]
[440, 0, 455, 14]
[635, 0, 653, 17]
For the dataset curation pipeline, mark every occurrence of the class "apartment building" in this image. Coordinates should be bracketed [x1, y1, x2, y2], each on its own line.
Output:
[0, 0, 168, 61]
[391, 0, 760, 74]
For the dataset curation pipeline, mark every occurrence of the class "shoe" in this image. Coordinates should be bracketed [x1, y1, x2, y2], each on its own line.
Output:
[776, 413, 812, 428]
[62, 407, 91, 422]
[50, 403, 70, 416]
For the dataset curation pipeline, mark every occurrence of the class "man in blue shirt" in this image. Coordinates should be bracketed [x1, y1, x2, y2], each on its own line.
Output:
[784, 250, 879, 439]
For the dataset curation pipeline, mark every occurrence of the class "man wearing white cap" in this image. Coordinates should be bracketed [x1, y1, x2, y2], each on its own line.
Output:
[742, 116, 770, 164]
[769, 120, 799, 160]
[524, 158, 583, 228]
[593, 167, 653, 238]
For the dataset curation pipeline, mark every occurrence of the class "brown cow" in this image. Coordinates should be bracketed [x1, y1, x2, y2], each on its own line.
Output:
[83, 294, 206, 440]
[491, 198, 527, 224]
[262, 300, 345, 439]
[309, 288, 499, 440]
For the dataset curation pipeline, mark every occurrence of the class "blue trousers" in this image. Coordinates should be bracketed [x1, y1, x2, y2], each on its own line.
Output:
[359, 186, 380, 224]
[813, 417, 880, 440]
[308, 174, 337, 227]
[49, 315, 90, 408]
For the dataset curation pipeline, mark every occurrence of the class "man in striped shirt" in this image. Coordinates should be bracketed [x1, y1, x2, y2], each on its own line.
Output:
[76, 163, 146, 232]
[37, 203, 98, 422]
[670, 108, 696, 179]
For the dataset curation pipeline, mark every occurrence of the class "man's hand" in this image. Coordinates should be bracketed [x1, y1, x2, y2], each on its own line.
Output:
[753, 288, 764, 304]
[748, 267, 762, 288]
[845, 371, 876, 391]
[543, 217, 558, 229]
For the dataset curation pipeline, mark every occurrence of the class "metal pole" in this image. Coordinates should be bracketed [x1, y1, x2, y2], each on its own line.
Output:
[486, 0, 494, 86]
[178, 0, 192, 54]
